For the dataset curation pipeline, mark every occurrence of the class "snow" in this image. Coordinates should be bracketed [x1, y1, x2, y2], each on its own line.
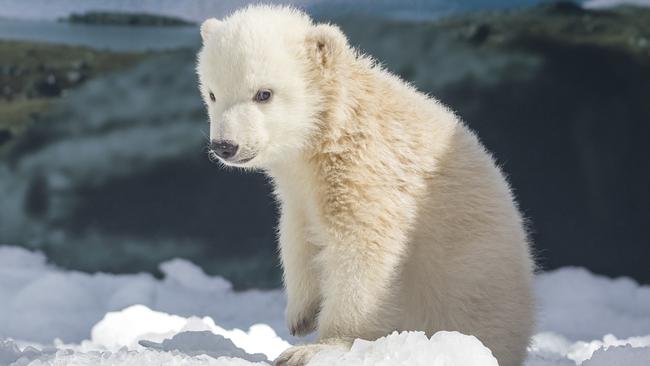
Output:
[535, 267, 650, 340]
[308, 331, 498, 366]
[4, 345, 268, 366]
[1, 245, 649, 366]
[582, 345, 650, 366]
[91, 305, 288, 360]
[528, 332, 650, 365]
[0, 246, 288, 345]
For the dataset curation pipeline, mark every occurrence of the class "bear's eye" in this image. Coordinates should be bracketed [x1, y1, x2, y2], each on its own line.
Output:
[254, 89, 272, 103]
[209, 92, 216, 102]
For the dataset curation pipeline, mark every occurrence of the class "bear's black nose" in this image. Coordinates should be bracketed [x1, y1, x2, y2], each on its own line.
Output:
[210, 140, 239, 159]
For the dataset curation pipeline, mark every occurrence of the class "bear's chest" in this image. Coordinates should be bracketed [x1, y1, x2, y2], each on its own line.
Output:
[270, 158, 330, 249]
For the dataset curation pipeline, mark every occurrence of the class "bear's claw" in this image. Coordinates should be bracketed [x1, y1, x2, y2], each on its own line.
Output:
[289, 313, 316, 336]
[286, 301, 319, 337]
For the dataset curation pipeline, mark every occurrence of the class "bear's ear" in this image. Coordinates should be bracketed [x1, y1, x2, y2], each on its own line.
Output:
[200, 18, 223, 42]
[306, 24, 349, 69]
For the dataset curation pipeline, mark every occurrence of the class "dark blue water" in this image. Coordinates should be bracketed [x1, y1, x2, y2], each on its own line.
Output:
[0, 0, 557, 51]
[0, 0, 556, 22]
[0, 18, 200, 51]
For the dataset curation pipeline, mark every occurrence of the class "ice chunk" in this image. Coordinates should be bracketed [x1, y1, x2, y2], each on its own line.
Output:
[140, 330, 267, 363]
[17, 347, 269, 366]
[0, 246, 47, 269]
[582, 345, 650, 365]
[90, 305, 290, 360]
[91, 304, 189, 348]
[0, 339, 22, 365]
[5, 272, 101, 342]
[566, 334, 650, 364]
[106, 276, 156, 310]
[528, 332, 650, 365]
[160, 258, 232, 293]
[2, 246, 650, 366]
[309, 331, 498, 366]
[0, 339, 57, 366]
[535, 267, 650, 341]
[0, 244, 289, 345]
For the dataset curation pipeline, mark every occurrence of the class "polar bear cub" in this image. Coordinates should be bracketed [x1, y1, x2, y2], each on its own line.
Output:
[197, 5, 535, 366]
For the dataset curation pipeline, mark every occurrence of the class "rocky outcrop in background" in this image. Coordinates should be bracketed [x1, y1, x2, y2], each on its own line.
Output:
[1, 3, 648, 288]
[62, 11, 195, 26]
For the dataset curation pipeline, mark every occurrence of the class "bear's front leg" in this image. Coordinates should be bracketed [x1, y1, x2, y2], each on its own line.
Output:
[275, 166, 413, 366]
[316, 229, 405, 342]
[279, 202, 322, 337]
[275, 229, 405, 366]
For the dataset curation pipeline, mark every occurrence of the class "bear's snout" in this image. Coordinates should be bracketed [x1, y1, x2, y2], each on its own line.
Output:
[210, 140, 239, 160]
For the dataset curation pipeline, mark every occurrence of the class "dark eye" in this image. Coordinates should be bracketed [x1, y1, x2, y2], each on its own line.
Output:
[209, 92, 216, 102]
[254, 89, 272, 103]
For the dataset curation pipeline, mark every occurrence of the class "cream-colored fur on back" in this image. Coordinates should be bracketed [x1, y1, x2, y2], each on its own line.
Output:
[197, 5, 535, 366]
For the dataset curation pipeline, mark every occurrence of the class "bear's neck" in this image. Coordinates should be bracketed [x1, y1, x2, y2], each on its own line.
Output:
[267, 58, 394, 196]
[310, 58, 379, 157]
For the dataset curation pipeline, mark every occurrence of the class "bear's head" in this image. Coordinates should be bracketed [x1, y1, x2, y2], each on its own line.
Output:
[197, 5, 349, 169]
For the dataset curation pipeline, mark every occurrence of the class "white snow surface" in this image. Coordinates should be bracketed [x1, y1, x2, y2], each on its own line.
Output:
[0, 246, 649, 366]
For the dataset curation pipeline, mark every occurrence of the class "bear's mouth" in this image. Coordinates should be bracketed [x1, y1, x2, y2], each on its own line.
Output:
[229, 154, 255, 165]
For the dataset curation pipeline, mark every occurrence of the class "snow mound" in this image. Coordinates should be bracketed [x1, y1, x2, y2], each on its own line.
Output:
[582, 345, 650, 365]
[1, 245, 650, 366]
[529, 332, 650, 365]
[309, 331, 498, 366]
[534, 267, 650, 340]
[140, 331, 267, 363]
[0, 246, 288, 345]
[91, 305, 289, 360]
[2, 341, 269, 366]
[0, 330, 502, 366]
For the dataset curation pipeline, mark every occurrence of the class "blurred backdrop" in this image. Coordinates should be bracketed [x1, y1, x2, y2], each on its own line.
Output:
[0, 0, 648, 289]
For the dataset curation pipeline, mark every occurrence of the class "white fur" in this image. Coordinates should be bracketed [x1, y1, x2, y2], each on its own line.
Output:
[197, 5, 536, 366]
[197, 7, 318, 168]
